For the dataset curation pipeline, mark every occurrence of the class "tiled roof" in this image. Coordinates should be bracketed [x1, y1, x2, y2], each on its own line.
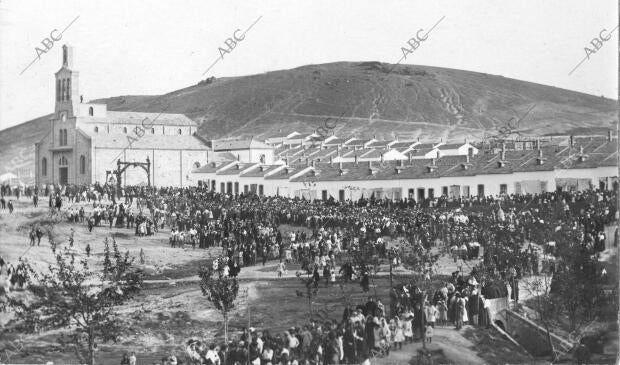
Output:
[323, 138, 344, 145]
[213, 139, 272, 150]
[81, 111, 197, 126]
[406, 148, 436, 156]
[390, 141, 417, 148]
[344, 139, 371, 146]
[287, 144, 617, 182]
[240, 165, 282, 177]
[217, 163, 256, 175]
[414, 143, 436, 149]
[367, 140, 391, 148]
[437, 143, 466, 150]
[312, 147, 339, 159]
[193, 162, 225, 173]
[264, 165, 309, 180]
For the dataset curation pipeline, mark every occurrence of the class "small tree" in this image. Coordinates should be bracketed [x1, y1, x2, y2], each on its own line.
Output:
[350, 243, 382, 296]
[400, 239, 440, 348]
[198, 257, 239, 342]
[295, 265, 320, 321]
[9, 234, 142, 365]
[523, 273, 561, 361]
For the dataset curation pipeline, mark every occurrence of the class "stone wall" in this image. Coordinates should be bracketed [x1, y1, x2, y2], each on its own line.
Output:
[503, 310, 572, 357]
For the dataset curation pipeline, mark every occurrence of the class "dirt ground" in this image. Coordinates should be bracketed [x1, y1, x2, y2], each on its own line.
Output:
[0, 200, 540, 364]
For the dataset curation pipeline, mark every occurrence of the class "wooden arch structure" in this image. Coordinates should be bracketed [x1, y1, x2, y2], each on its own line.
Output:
[111, 157, 151, 191]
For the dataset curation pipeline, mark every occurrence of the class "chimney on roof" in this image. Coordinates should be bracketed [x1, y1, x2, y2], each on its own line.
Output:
[464, 138, 468, 144]
[537, 149, 546, 165]
[417, 137, 420, 142]
[373, 134, 377, 140]
[608, 129, 612, 141]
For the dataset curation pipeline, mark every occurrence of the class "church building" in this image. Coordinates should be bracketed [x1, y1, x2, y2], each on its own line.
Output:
[35, 45, 210, 187]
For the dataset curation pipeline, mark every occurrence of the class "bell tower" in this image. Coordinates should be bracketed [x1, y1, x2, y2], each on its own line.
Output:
[54, 44, 80, 119]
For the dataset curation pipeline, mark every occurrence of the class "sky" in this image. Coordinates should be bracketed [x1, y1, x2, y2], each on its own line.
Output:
[0, 0, 617, 131]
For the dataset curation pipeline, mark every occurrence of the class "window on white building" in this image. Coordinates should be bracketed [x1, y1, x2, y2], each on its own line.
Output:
[500, 184, 508, 195]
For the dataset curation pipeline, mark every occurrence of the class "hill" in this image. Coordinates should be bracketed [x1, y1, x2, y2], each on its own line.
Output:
[1, 61, 617, 184]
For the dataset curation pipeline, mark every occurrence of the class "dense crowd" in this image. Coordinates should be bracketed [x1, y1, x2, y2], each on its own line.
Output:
[4, 181, 618, 364]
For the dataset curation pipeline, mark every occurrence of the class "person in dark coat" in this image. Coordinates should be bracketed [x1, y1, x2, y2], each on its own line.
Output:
[364, 297, 377, 317]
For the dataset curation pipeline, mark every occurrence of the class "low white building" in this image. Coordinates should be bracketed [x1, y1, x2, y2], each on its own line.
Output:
[189, 137, 618, 202]
[212, 139, 274, 164]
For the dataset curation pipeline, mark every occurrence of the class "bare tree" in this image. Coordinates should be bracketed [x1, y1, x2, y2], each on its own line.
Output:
[198, 256, 239, 342]
[9, 234, 142, 365]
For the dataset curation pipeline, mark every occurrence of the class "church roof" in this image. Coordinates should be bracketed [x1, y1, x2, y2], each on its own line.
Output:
[81, 111, 196, 126]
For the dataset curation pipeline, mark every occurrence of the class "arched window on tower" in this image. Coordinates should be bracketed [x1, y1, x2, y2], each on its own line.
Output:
[67, 79, 71, 99]
[61, 80, 65, 101]
[89, 107, 94, 116]
[56, 80, 61, 102]
[59, 130, 64, 146]
[42, 158, 47, 176]
[80, 155, 86, 174]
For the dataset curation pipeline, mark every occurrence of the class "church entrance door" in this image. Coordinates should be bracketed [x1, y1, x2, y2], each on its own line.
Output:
[59, 167, 68, 185]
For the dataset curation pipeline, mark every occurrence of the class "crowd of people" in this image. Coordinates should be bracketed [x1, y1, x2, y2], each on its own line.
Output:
[132, 263, 497, 365]
[3, 180, 618, 364]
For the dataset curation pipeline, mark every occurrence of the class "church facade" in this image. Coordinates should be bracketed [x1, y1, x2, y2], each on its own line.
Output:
[35, 45, 210, 187]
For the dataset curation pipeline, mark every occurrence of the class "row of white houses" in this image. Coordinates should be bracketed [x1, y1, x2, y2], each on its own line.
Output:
[190, 137, 618, 201]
